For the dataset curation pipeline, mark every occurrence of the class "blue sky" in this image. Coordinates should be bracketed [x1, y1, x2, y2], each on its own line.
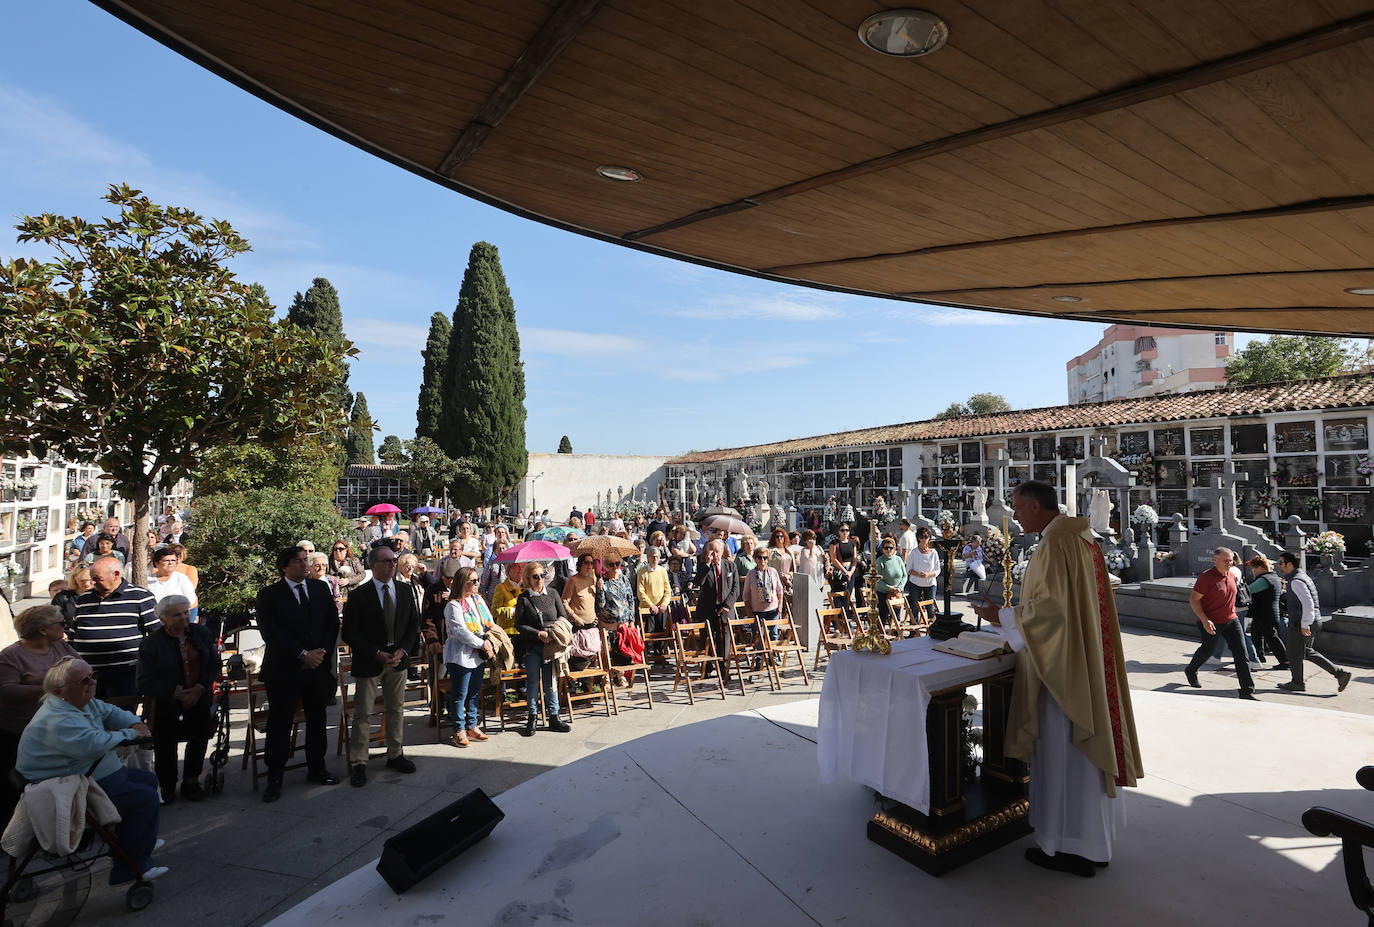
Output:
[1, 2, 1258, 457]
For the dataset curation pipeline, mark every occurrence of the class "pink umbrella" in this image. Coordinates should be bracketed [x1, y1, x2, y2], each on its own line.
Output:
[365, 503, 401, 515]
[702, 514, 754, 537]
[494, 540, 571, 563]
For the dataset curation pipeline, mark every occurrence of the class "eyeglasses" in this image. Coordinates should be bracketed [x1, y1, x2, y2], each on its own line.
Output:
[527, 572, 545, 580]
[881, 546, 894, 551]
[77, 675, 97, 687]
[333, 546, 348, 552]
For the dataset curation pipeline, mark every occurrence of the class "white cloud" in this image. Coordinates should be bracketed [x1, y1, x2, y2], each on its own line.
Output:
[672, 292, 843, 322]
[521, 328, 646, 355]
[0, 83, 320, 254]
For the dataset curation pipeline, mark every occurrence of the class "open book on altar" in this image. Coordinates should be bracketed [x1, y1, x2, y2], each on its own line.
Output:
[932, 630, 1011, 660]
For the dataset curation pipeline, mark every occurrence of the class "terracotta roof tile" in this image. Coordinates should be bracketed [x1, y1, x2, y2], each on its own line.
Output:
[668, 372, 1374, 464]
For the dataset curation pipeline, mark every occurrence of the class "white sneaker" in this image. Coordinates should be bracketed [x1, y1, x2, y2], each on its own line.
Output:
[140, 866, 169, 882]
[1248, 662, 1262, 672]
[153, 838, 165, 852]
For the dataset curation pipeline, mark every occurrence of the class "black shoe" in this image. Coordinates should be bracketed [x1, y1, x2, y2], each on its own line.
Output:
[1272, 663, 1291, 671]
[521, 716, 536, 737]
[349, 764, 367, 787]
[385, 756, 416, 774]
[547, 713, 571, 733]
[1184, 668, 1200, 689]
[1277, 680, 1306, 692]
[306, 768, 340, 785]
[179, 779, 205, 802]
[1336, 670, 1352, 692]
[262, 779, 283, 803]
[160, 785, 176, 805]
[1239, 691, 1259, 701]
[1024, 847, 1095, 878]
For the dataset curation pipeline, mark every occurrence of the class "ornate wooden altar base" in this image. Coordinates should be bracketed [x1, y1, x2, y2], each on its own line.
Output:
[866, 672, 1032, 875]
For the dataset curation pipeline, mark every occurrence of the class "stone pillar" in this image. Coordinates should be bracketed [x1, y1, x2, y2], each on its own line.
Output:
[1137, 530, 1156, 582]
[1283, 515, 1307, 573]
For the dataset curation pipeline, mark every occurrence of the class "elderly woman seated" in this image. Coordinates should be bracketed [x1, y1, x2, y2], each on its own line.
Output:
[137, 595, 221, 804]
[17, 657, 165, 884]
[0, 605, 78, 824]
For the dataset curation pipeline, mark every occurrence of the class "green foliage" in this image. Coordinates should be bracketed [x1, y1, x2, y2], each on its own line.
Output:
[934, 393, 1012, 420]
[1225, 335, 1358, 386]
[188, 488, 350, 614]
[401, 436, 476, 501]
[416, 311, 450, 441]
[345, 393, 375, 465]
[0, 184, 352, 584]
[557, 435, 573, 454]
[378, 434, 405, 465]
[966, 392, 1012, 415]
[287, 277, 352, 465]
[438, 242, 528, 507]
[195, 438, 340, 498]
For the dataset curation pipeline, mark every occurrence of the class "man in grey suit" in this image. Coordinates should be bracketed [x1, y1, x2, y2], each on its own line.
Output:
[342, 545, 420, 786]
[693, 540, 738, 677]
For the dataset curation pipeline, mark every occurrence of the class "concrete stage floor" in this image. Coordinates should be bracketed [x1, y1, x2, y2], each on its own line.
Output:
[267, 689, 1372, 927]
[30, 625, 1374, 927]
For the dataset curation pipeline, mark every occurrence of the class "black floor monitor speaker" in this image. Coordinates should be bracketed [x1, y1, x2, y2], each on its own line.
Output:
[376, 788, 504, 893]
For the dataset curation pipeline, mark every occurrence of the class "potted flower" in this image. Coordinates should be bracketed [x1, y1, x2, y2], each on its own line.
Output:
[16, 477, 37, 501]
[1129, 504, 1159, 530]
[1154, 550, 1175, 563]
[1334, 503, 1365, 522]
[1103, 548, 1127, 575]
[16, 517, 34, 543]
[0, 476, 14, 503]
[1305, 530, 1346, 569]
[935, 509, 958, 530]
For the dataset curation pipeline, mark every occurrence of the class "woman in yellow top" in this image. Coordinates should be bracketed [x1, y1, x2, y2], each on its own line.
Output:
[490, 561, 524, 634]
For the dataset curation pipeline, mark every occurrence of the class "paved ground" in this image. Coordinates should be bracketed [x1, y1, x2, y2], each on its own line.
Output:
[5, 594, 1371, 927]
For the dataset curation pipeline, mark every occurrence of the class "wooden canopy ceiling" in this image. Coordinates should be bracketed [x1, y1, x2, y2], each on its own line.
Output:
[96, 0, 1374, 336]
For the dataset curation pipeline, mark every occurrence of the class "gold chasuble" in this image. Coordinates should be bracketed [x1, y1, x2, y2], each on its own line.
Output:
[1006, 516, 1144, 797]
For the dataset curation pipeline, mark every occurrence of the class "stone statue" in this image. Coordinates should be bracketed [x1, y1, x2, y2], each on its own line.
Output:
[1089, 489, 1112, 534]
[757, 479, 770, 506]
[972, 487, 988, 521]
[737, 467, 751, 502]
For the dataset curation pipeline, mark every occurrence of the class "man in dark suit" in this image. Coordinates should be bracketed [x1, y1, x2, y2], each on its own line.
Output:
[256, 546, 341, 803]
[693, 540, 738, 676]
[342, 545, 420, 786]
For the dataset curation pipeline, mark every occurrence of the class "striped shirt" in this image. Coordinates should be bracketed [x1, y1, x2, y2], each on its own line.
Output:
[73, 582, 159, 670]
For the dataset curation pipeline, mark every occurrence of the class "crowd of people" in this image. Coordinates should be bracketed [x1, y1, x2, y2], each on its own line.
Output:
[0, 492, 1358, 890]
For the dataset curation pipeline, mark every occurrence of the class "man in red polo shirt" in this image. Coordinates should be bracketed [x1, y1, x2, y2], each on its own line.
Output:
[1184, 548, 1257, 699]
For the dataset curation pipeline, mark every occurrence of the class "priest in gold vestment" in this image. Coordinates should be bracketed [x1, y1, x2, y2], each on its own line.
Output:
[974, 480, 1143, 877]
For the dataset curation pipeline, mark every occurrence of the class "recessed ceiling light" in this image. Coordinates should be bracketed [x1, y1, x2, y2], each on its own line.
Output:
[1053, 295, 1082, 303]
[1344, 287, 1374, 296]
[596, 165, 641, 182]
[858, 9, 949, 57]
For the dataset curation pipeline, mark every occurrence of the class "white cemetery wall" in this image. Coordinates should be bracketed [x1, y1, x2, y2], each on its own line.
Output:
[517, 453, 669, 519]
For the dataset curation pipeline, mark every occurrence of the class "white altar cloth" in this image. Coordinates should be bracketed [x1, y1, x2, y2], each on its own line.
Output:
[817, 636, 1015, 814]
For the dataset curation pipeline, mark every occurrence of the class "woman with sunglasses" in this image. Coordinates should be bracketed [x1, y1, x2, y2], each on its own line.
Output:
[444, 567, 497, 748]
[327, 540, 365, 591]
[874, 537, 907, 629]
[18, 656, 166, 884]
[513, 565, 572, 736]
[828, 523, 859, 606]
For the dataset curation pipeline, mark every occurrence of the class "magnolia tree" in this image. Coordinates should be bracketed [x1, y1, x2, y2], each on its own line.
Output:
[0, 184, 353, 585]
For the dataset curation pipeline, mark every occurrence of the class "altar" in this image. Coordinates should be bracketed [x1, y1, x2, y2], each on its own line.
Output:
[818, 637, 1031, 874]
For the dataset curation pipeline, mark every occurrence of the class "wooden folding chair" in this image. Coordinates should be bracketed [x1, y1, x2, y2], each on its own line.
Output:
[640, 605, 675, 668]
[495, 667, 529, 732]
[725, 614, 777, 694]
[760, 612, 808, 686]
[671, 620, 726, 703]
[607, 623, 654, 710]
[883, 594, 916, 640]
[812, 607, 855, 672]
[243, 670, 304, 789]
[911, 591, 937, 636]
[826, 587, 854, 620]
[561, 629, 616, 720]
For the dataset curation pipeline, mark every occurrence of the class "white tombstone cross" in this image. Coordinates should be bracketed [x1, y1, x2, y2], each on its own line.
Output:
[1064, 463, 1078, 516]
[1211, 462, 1248, 528]
[989, 450, 1010, 504]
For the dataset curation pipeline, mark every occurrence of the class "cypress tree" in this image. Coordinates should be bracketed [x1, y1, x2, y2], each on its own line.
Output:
[378, 435, 406, 465]
[557, 435, 573, 454]
[416, 311, 450, 441]
[287, 277, 352, 459]
[345, 392, 375, 465]
[438, 242, 528, 507]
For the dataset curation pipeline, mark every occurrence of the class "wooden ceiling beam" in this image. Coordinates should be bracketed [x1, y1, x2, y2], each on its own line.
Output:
[764, 196, 1374, 275]
[625, 11, 1374, 243]
[436, 0, 607, 178]
[906, 267, 1374, 300]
